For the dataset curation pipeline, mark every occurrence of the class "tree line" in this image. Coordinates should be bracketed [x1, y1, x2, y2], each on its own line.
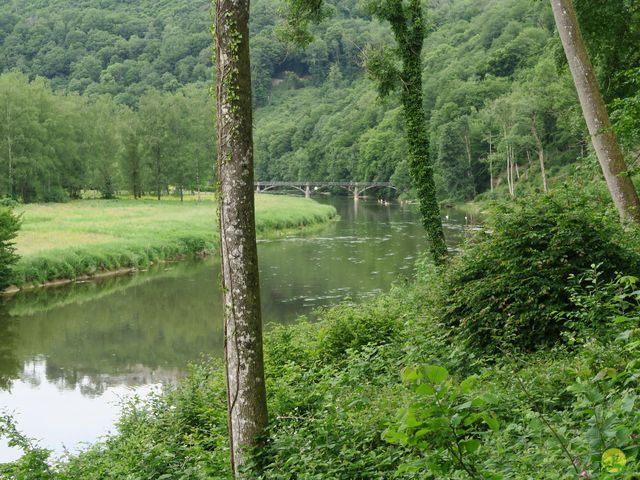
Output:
[1, 0, 638, 206]
[0, 71, 214, 203]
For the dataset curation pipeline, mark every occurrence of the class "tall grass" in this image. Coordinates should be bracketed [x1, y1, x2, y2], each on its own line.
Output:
[12, 195, 336, 287]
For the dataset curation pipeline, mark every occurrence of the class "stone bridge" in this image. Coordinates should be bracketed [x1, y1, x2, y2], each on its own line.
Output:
[255, 181, 398, 199]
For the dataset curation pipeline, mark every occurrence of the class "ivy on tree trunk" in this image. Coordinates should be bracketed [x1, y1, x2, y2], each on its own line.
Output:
[366, 0, 447, 263]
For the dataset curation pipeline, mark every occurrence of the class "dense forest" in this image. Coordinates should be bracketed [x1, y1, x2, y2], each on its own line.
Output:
[0, 0, 639, 203]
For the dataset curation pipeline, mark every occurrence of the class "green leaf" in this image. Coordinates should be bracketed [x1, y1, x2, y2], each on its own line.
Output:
[620, 393, 636, 413]
[422, 365, 449, 384]
[462, 439, 481, 454]
[460, 375, 477, 394]
[416, 383, 435, 396]
[382, 427, 408, 445]
[482, 413, 500, 432]
[401, 366, 420, 382]
[403, 411, 422, 428]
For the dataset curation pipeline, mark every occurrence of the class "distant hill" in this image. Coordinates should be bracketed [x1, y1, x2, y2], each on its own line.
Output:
[2, 0, 634, 202]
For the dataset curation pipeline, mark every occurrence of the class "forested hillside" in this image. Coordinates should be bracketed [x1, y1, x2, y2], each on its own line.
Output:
[0, 0, 638, 203]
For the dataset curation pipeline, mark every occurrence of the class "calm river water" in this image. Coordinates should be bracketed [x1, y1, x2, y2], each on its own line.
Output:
[0, 197, 475, 462]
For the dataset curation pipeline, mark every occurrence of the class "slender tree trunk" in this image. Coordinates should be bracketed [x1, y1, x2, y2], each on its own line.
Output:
[5, 100, 14, 199]
[464, 132, 476, 197]
[196, 163, 201, 201]
[488, 132, 493, 193]
[507, 146, 512, 197]
[507, 145, 515, 198]
[155, 146, 161, 201]
[531, 122, 548, 192]
[7, 135, 13, 199]
[550, 0, 640, 222]
[214, 0, 268, 475]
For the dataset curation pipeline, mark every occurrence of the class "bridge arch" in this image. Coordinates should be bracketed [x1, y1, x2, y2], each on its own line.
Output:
[259, 184, 307, 195]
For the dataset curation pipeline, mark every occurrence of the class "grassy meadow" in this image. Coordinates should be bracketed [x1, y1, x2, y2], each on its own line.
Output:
[10, 195, 336, 288]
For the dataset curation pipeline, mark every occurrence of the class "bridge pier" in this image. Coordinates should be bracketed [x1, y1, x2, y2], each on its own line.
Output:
[305, 183, 311, 199]
[256, 182, 261, 193]
[353, 185, 360, 200]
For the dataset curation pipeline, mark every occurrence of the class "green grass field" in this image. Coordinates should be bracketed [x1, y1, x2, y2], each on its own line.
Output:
[11, 195, 337, 288]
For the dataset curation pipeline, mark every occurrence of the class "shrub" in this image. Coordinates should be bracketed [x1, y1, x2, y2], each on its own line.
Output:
[443, 190, 640, 353]
[317, 294, 404, 362]
[0, 207, 20, 290]
[0, 197, 19, 208]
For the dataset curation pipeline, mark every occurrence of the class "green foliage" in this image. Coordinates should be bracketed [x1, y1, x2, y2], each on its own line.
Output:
[0, 0, 213, 102]
[0, 72, 215, 203]
[574, 0, 640, 102]
[611, 67, 640, 149]
[0, 206, 20, 289]
[317, 294, 403, 362]
[1, 0, 638, 205]
[363, 0, 447, 263]
[384, 365, 500, 478]
[444, 190, 640, 352]
[2, 254, 640, 478]
[0, 415, 53, 480]
[60, 361, 231, 480]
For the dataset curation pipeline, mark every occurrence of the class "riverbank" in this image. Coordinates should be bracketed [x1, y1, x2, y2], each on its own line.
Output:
[6, 261, 639, 478]
[3, 189, 639, 478]
[6, 195, 337, 292]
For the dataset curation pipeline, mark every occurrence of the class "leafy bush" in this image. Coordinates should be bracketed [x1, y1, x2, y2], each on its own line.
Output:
[383, 365, 500, 479]
[60, 361, 231, 480]
[0, 415, 53, 480]
[443, 191, 640, 353]
[0, 207, 20, 290]
[0, 198, 19, 208]
[317, 293, 404, 362]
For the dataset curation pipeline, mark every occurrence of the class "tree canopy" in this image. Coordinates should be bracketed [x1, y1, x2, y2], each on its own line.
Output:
[0, 0, 638, 204]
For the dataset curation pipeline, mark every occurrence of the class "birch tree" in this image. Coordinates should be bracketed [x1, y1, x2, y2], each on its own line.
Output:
[213, 0, 268, 476]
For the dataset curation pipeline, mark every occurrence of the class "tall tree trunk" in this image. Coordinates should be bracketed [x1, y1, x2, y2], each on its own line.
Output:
[531, 121, 548, 192]
[214, 0, 268, 476]
[550, 0, 640, 222]
[395, 0, 447, 263]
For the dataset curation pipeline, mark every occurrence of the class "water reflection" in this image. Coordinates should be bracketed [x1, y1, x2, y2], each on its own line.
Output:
[0, 304, 19, 390]
[0, 198, 477, 460]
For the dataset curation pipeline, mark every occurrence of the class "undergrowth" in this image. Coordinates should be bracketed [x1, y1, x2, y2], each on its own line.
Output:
[2, 191, 639, 479]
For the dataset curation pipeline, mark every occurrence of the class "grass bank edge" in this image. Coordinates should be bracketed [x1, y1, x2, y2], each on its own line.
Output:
[6, 197, 337, 292]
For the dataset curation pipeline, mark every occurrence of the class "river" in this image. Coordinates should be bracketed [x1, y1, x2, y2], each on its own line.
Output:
[0, 197, 476, 462]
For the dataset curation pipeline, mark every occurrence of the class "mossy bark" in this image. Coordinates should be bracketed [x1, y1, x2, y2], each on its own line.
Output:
[214, 0, 268, 476]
